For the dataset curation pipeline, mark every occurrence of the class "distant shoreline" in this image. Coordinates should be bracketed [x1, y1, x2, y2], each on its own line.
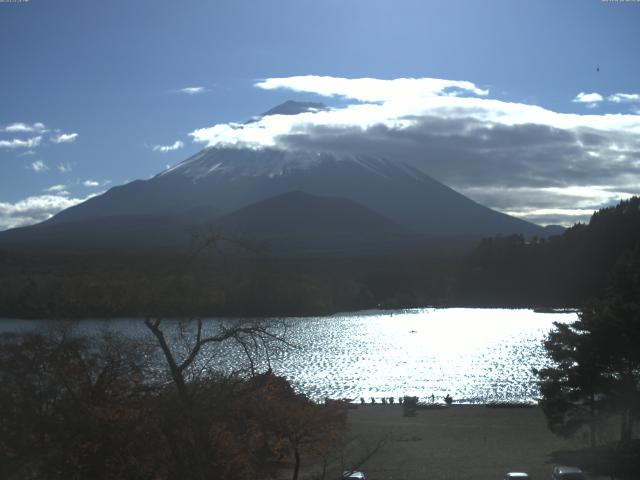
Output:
[0, 304, 579, 322]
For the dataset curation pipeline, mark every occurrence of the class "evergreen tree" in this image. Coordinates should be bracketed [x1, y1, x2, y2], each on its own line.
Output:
[537, 246, 640, 445]
[536, 311, 611, 446]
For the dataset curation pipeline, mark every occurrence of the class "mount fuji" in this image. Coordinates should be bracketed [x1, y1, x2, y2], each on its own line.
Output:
[0, 102, 560, 255]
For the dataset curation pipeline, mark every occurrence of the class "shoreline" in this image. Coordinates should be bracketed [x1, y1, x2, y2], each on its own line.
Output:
[0, 304, 580, 321]
[0, 304, 578, 323]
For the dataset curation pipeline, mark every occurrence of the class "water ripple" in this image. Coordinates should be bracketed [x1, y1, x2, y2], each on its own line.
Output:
[0, 308, 577, 403]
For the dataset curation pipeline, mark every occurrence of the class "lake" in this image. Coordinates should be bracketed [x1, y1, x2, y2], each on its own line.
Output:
[0, 308, 577, 404]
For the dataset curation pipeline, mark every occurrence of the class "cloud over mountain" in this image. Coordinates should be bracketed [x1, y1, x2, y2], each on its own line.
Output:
[188, 75, 640, 225]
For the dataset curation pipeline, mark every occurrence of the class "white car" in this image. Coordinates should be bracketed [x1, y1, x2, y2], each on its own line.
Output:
[551, 465, 585, 480]
[504, 473, 531, 480]
[342, 471, 366, 480]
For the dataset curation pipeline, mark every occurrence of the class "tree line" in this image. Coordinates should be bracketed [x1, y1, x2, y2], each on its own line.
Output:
[2, 197, 639, 318]
[457, 197, 640, 306]
[0, 253, 456, 319]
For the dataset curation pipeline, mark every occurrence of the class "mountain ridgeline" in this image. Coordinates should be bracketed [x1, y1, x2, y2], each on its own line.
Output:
[46, 148, 552, 240]
[0, 145, 557, 255]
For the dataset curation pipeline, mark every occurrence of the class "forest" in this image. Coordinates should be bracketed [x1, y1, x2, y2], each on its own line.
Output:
[0, 197, 639, 319]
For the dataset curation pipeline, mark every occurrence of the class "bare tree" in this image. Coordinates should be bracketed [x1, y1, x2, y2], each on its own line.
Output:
[143, 317, 290, 404]
[137, 231, 297, 480]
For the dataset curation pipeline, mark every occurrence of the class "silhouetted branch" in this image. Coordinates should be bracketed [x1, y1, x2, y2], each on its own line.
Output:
[144, 317, 292, 404]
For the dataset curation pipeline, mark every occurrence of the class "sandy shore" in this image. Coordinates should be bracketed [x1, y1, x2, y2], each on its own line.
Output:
[329, 404, 599, 480]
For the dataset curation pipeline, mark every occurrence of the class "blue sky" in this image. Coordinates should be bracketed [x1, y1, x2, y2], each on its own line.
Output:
[1, 0, 639, 228]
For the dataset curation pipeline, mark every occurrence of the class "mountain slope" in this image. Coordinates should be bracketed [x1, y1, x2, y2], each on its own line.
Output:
[0, 191, 422, 256]
[45, 147, 548, 238]
[213, 191, 420, 255]
[0, 213, 196, 253]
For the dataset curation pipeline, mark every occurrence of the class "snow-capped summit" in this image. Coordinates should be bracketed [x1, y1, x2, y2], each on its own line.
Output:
[158, 148, 330, 181]
[159, 147, 408, 182]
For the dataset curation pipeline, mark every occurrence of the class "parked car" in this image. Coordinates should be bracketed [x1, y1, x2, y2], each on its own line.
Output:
[551, 465, 585, 480]
[342, 471, 366, 480]
[504, 473, 531, 479]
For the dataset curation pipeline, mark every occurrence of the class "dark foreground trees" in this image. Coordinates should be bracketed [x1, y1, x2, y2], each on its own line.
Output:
[536, 248, 640, 477]
[536, 312, 640, 478]
[537, 300, 640, 446]
[536, 245, 640, 447]
[0, 323, 348, 480]
[0, 329, 160, 479]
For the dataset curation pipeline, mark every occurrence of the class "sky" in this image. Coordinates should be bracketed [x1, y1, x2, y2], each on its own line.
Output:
[1, 0, 639, 229]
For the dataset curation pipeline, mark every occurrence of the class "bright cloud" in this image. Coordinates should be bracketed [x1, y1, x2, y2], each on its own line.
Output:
[2, 122, 46, 133]
[30, 160, 48, 172]
[179, 86, 207, 95]
[191, 77, 640, 148]
[0, 124, 77, 155]
[45, 184, 68, 194]
[153, 140, 184, 152]
[256, 75, 489, 102]
[83, 180, 100, 187]
[608, 93, 640, 103]
[0, 136, 42, 150]
[50, 132, 78, 144]
[573, 92, 604, 104]
[0, 193, 97, 230]
[187, 75, 640, 226]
